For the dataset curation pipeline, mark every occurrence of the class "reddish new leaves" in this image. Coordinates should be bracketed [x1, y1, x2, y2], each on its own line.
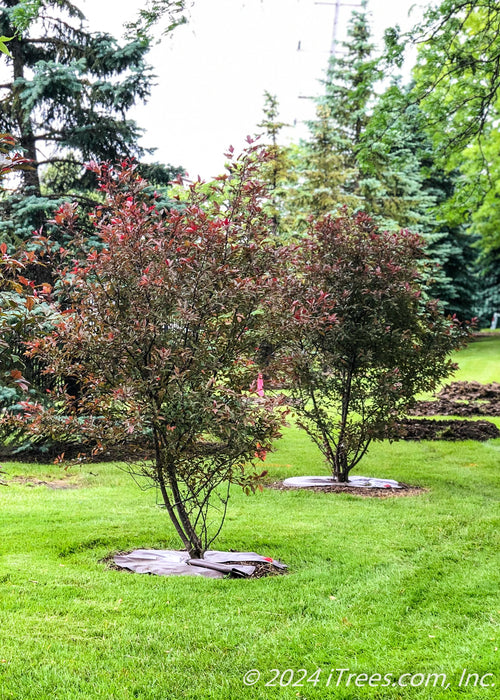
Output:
[274, 209, 470, 482]
[18, 149, 289, 557]
[5, 143, 471, 546]
[0, 134, 44, 394]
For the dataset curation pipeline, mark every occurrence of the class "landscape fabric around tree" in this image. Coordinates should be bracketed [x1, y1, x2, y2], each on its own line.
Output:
[112, 550, 287, 579]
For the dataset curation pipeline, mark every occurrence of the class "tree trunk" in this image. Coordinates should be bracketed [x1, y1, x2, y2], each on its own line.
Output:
[165, 459, 205, 559]
[152, 427, 204, 558]
[157, 470, 204, 558]
[10, 31, 42, 198]
[7, 10, 50, 284]
[333, 445, 349, 483]
[334, 359, 355, 483]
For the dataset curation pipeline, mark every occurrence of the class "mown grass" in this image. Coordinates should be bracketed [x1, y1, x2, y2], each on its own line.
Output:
[450, 335, 500, 384]
[0, 338, 498, 699]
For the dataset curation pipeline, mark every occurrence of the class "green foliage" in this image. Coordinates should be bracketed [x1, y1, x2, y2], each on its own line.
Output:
[390, 0, 500, 315]
[290, 107, 354, 226]
[410, 0, 500, 157]
[0, 0, 180, 246]
[124, 0, 189, 42]
[10, 1, 43, 34]
[358, 83, 433, 232]
[257, 92, 294, 234]
[389, 1, 500, 252]
[0, 33, 12, 55]
[448, 114, 500, 254]
[358, 82, 481, 319]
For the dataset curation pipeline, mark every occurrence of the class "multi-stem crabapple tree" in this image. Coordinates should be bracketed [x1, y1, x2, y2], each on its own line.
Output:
[19, 146, 289, 558]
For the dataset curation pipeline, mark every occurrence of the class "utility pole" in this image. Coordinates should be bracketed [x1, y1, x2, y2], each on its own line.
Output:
[296, 1, 363, 116]
[314, 0, 362, 56]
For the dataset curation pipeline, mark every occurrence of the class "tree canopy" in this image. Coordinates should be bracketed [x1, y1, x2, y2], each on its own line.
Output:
[0, 0, 182, 245]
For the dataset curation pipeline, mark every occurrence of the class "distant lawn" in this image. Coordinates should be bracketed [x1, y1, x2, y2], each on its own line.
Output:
[0, 334, 498, 699]
[448, 335, 500, 385]
[416, 334, 500, 400]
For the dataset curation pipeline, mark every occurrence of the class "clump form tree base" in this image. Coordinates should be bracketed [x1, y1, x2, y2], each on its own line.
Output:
[111, 549, 287, 579]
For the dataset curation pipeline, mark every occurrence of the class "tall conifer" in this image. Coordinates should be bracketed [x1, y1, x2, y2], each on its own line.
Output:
[0, 0, 180, 243]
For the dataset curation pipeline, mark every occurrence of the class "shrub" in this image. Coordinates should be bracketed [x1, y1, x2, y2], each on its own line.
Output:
[278, 210, 470, 482]
[13, 148, 289, 557]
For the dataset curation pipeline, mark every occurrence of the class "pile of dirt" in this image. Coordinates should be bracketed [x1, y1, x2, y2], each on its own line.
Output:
[392, 418, 500, 442]
[410, 381, 500, 417]
[6, 476, 79, 489]
[440, 381, 500, 401]
[0, 440, 154, 464]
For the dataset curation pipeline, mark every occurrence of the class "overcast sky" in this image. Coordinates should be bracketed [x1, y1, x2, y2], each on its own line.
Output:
[81, 0, 423, 179]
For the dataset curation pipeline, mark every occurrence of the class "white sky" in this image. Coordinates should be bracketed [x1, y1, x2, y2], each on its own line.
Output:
[81, 0, 423, 179]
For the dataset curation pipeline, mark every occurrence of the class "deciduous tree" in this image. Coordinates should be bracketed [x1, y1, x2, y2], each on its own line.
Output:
[278, 210, 469, 483]
[13, 147, 288, 558]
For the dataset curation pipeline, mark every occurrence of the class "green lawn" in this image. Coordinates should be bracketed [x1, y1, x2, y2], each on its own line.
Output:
[449, 335, 500, 384]
[0, 337, 498, 699]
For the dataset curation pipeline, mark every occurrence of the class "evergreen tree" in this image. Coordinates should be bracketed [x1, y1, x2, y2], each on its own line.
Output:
[359, 82, 480, 320]
[0, 0, 181, 245]
[358, 81, 453, 236]
[287, 105, 351, 230]
[285, 0, 379, 225]
[384, 0, 500, 322]
[256, 92, 348, 237]
[358, 84, 432, 232]
[254, 1, 484, 322]
[423, 169, 481, 320]
[320, 0, 380, 163]
[257, 91, 294, 235]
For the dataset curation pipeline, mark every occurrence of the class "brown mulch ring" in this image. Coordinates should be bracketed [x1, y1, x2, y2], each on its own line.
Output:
[5, 476, 80, 489]
[222, 561, 287, 578]
[410, 381, 500, 417]
[266, 480, 426, 498]
[392, 418, 500, 442]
